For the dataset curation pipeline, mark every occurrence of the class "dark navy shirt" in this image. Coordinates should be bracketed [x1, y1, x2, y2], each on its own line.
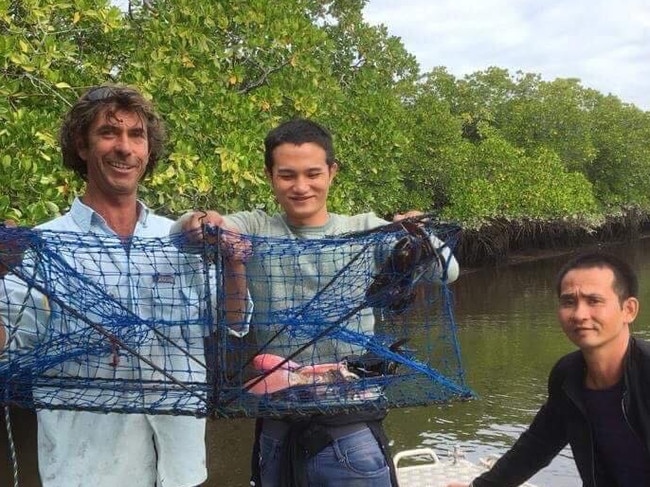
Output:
[583, 380, 650, 486]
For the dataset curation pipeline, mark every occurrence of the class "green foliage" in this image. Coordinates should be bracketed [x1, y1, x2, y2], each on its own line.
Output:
[587, 94, 650, 209]
[1, 0, 649, 230]
[441, 128, 598, 225]
[396, 78, 465, 214]
[500, 77, 598, 172]
[0, 0, 121, 224]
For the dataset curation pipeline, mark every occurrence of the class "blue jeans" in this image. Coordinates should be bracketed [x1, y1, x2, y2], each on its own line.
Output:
[259, 427, 392, 487]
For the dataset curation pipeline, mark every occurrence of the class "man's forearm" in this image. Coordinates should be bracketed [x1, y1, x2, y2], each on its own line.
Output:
[0, 321, 6, 352]
[223, 261, 248, 327]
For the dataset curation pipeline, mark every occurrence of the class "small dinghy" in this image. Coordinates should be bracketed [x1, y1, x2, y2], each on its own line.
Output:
[394, 447, 540, 487]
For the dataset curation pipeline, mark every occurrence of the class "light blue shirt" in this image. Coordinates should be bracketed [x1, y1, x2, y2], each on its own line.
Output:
[0, 197, 215, 487]
[2, 197, 211, 407]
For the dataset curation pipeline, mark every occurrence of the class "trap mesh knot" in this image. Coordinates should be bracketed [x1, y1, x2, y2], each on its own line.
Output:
[365, 221, 441, 313]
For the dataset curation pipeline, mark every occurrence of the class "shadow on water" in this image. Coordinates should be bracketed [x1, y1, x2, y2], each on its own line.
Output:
[4, 238, 650, 486]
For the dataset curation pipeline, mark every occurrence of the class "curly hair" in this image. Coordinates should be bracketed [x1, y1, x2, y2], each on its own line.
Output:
[59, 84, 167, 180]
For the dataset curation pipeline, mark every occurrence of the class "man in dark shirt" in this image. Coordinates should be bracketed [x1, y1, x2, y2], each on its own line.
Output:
[449, 251, 650, 487]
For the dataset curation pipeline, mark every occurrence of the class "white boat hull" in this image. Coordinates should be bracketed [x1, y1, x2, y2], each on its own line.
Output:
[395, 448, 539, 487]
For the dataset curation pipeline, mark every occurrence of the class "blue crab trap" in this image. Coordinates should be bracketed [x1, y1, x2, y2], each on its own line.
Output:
[0, 219, 474, 419]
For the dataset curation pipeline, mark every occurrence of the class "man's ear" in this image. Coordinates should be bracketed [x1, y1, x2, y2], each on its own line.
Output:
[329, 162, 338, 181]
[76, 135, 88, 162]
[624, 296, 640, 323]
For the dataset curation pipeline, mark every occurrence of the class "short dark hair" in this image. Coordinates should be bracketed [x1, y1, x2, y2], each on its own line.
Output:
[59, 84, 166, 180]
[263, 118, 335, 171]
[555, 251, 638, 302]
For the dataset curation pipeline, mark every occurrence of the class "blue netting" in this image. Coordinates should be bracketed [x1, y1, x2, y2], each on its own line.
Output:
[0, 220, 474, 418]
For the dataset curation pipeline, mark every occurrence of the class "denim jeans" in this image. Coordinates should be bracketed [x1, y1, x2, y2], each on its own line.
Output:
[259, 427, 392, 487]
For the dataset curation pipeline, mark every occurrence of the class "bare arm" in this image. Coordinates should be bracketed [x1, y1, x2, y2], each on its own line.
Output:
[172, 211, 252, 329]
[222, 259, 249, 328]
[219, 223, 252, 331]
